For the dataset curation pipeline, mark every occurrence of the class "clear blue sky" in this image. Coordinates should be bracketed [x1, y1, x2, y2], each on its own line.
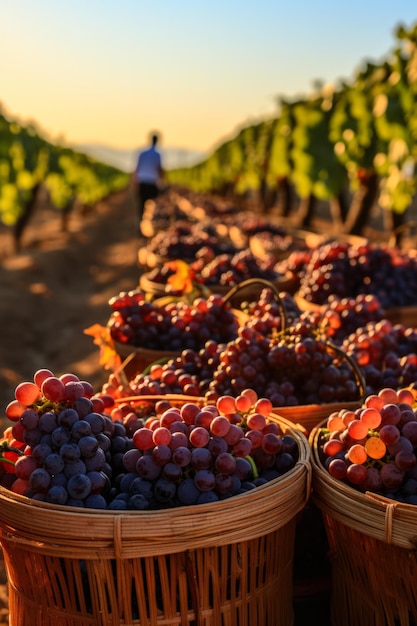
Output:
[2, 1, 416, 154]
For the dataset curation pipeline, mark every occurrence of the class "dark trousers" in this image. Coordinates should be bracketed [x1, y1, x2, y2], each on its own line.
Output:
[137, 182, 159, 222]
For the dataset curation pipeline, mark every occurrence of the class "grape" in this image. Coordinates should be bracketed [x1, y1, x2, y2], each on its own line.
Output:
[362, 467, 384, 492]
[364, 437, 386, 460]
[327, 458, 348, 480]
[78, 436, 99, 458]
[346, 444, 368, 465]
[48, 485, 68, 505]
[162, 462, 182, 482]
[136, 456, 161, 480]
[127, 494, 149, 510]
[379, 424, 400, 446]
[380, 404, 401, 426]
[210, 416, 231, 437]
[41, 377, 66, 402]
[15, 382, 41, 406]
[261, 433, 283, 455]
[180, 403, 201, 425]
[172, 446, 192, 467]
[152, 427, 171, 446]
[51, 426, 71, 448]
[395, 450, 417, 471]
[87, 471, 110, 494]
[66, 474, 92, 499]
[359, 407, 381, 429]
[169, 431, 188, 450]
[20, 409, 39, 430]
[71, 420, 92, 440]
[245, 429, 263, 449]
[189, 427, 210, 448]
[275, 451, 296, 472]
[130, 477, 154, 500]
[216, 395, 236, 415]
[214, 452, 236, 475]
[152, 445, 172, 466]
[44, 453, 65, 475]
[33, 368, 54, 388]
[5, 400, 26, 422]
[246, 412, 267, 431]
[154, 478, 176, 504]
[194, 469, 216, 492]
[14, 455, 37, 480]
[58, 408, 80, 429]
[84, 413, 105, 434]
[133, 427, 154, 450]
[347, 419, 368, 440]
[29, 468, 52, 493]
[401, 420, 417, 444]
[23, 428, 42, 447]
[323, 439, 344, 457]
[39, 411, 58, 434]
[85, 494, 107, 509]
[346, 464, 367, 485]
[84, 449, 106, 472]
[191, 447, 213, 470]
[64, 460, 87, 478]
[32, 442, 53, 466]
[177, 478, 200, 505]
[380, 464, 405, 491]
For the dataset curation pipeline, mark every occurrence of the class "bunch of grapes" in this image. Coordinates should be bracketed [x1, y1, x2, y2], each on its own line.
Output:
[107, 290, 239, 352]
[2, 369, 119, 508]
[297, 240, 417, 308]
[190, 249, 286, 288]
[340, 319, 417, 395]
[300, 293, 385, 345]
[0, 373, 300, 511]
[318, 386, 417, 503]
[239, 288, 301, 336]
[143, 220, 240, 263]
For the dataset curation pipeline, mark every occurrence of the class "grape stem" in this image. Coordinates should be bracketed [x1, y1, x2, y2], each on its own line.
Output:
[245, 455, 259, 479]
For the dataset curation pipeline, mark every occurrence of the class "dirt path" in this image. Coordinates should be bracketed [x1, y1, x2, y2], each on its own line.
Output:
[0, 186, 148, 621]
[0, 187, 144, 416]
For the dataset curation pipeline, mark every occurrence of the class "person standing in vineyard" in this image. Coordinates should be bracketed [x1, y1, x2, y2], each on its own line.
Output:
[132, 132, 164, 236]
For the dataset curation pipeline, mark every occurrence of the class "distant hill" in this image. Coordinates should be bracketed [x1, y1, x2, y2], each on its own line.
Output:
[72, 143, 207, 173]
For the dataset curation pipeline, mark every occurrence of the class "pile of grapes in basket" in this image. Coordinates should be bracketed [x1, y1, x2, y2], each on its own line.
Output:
[318, 385, 417, 503]
[108, 290, 239, 351]
[0, 369, 299, 510]
[278, 239, 417, 308]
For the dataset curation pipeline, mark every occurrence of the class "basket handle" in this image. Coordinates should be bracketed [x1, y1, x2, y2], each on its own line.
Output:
[388, 220, 417, 248]
[223, 278, 288, 330]
[326, 340, 367, 402]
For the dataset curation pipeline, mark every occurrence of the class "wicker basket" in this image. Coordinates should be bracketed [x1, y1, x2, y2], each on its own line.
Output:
[114, 341, 181, 380]
[0, 415, 311, 626]
[383, 305, 417, 328]
[310, 420, 417, 626]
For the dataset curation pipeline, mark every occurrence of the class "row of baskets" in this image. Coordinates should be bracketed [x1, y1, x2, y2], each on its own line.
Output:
[1, 388, 417, 625]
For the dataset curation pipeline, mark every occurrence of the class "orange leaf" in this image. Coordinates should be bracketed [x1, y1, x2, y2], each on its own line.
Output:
[165, 259, 195, 294]
[84, 324, 122, 370]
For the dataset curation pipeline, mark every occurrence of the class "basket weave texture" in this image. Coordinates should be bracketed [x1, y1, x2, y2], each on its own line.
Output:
[0, 414, 311, 626]
[310, 420, 417, 626]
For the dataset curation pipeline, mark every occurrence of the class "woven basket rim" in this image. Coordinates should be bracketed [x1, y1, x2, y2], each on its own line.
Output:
[309, 418, 417, 550]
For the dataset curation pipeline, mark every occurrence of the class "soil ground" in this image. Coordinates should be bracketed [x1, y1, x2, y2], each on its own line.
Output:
[0, 186, 143, 623]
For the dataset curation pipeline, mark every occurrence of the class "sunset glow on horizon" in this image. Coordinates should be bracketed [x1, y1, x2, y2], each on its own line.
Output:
[2, 1, 417, 155]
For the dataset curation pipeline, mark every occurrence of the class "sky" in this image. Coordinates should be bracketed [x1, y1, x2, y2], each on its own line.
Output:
[2, 1, 417, 161]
